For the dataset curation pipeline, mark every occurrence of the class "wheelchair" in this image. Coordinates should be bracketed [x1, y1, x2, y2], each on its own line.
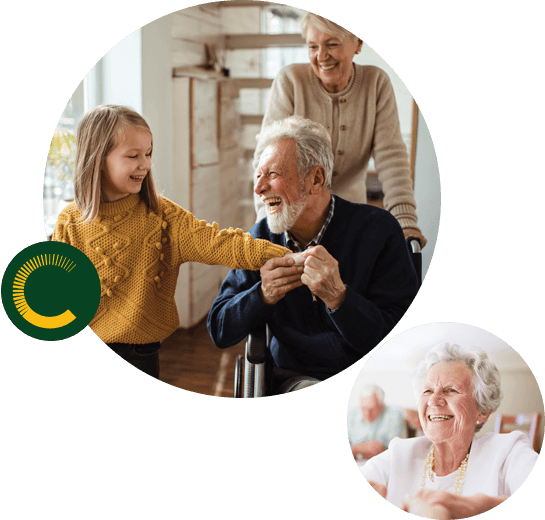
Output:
[233, 238, 422, 397]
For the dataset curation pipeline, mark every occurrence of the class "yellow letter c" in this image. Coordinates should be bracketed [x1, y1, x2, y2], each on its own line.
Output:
[20, 307, 76, 329]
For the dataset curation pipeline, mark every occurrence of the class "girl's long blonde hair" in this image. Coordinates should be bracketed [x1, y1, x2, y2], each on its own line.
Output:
[74, 105, 160, 221]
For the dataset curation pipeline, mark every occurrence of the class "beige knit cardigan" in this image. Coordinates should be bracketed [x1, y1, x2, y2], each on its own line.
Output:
[254, 63, 420, 231]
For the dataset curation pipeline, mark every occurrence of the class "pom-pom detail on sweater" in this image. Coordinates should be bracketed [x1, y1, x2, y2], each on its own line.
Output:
[51, 193, 288, 344]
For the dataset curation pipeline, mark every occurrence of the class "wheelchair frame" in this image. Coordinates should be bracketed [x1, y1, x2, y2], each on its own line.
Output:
[233, 238, 423, 398]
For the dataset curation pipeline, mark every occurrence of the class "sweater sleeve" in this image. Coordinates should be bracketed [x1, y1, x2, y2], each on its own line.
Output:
[324, 219, 418, 353]
[51, 207, 73, 244]
[207, 266, 275, 348]
[51, 218, 66, 243]
[372, 70, 420, 231]
[501, 432, 539, 496]
[176, 210, 289, 270]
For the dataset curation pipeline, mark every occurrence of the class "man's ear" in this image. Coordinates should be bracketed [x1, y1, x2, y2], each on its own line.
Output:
[309, 166, 326, 194]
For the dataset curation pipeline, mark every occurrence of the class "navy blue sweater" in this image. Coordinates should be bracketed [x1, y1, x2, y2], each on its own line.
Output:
[207, 197, 419, 380]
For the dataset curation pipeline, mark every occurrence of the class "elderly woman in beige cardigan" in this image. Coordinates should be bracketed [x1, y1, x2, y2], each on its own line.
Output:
[254, 12, 426, 246]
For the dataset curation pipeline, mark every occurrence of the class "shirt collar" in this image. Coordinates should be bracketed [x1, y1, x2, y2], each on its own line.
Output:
[285, 195, 335, 252]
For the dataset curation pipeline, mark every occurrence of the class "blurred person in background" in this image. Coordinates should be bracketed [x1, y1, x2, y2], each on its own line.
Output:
[348, 384, 405, 460]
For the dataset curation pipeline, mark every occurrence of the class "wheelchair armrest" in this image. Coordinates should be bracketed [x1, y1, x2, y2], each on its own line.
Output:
[246, 328, 267, 364]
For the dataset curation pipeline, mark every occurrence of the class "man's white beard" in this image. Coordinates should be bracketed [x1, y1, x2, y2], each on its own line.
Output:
[266, 195, 307, 234]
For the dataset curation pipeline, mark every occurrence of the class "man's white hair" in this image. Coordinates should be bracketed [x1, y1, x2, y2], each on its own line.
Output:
[255, 116, 334, 190]
[359, 383, 385, 404]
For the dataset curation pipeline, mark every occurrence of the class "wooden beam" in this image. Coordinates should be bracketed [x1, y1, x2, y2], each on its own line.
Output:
[233, 78, 274, 89]
[224, 33, 305, 49]
[209, 1, 274, 6]
[172, 66, 226, 80]
[241, 115, 264, 125]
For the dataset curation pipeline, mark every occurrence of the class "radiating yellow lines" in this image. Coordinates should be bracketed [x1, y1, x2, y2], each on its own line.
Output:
[11, 255, 77, 328]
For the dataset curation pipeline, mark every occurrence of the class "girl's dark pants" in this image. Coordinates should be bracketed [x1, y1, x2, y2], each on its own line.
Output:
[107, 343, 160, 379]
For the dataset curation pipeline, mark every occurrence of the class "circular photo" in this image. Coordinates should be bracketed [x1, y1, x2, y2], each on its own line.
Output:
[348, 322, 543, 519]
[42, 2, 440, 396]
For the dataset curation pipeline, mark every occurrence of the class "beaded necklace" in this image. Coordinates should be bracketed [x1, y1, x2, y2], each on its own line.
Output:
[420, 447, 469, 495]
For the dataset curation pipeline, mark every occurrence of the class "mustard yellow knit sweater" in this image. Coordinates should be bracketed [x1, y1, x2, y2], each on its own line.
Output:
[52, 193, 288, 344]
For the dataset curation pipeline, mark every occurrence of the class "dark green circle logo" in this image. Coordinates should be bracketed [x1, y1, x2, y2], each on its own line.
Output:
[2, 241, 101, 341]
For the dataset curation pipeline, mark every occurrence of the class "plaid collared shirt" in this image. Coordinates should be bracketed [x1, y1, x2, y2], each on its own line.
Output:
[284, 195, 336, 252]
[285, 196, 336, 306]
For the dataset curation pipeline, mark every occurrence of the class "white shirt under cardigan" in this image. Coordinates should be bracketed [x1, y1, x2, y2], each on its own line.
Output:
[362, 431, 538, 508]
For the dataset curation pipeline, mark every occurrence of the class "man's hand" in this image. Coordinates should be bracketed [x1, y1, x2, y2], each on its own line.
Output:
[258, 253, 304, 305]
[300, 246, 346, 310]
[367, 480, 387, 499]
[351, 440, 385, 460]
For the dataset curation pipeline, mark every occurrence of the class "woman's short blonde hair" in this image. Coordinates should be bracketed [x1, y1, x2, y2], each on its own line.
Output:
[301, 12, 360, 44]
[74, 104, 160, 221]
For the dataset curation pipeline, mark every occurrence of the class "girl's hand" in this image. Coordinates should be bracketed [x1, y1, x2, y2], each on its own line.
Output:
[259, 255, 304, 305]
[283, 251, 305, 265]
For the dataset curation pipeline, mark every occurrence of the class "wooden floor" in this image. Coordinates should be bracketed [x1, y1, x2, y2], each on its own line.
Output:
[158, 191, 384, 398]
[159, 317, 245, 397]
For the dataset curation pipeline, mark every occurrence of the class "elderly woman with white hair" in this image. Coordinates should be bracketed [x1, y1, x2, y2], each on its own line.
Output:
[254, 12, 426, 247]
[362, 344, 539, 519]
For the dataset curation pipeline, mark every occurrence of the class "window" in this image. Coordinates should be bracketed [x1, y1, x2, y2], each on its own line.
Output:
[261, 5, 307, 79]
[43, 81, 84, 237]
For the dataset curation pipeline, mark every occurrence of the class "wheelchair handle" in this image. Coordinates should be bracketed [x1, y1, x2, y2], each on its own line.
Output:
[407, 237, 422, 254]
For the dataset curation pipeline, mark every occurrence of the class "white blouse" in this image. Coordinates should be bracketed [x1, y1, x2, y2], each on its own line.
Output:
[362, 431, 538, 508]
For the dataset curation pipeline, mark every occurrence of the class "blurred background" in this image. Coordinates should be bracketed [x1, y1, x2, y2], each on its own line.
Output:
[348, 322, 544, 455]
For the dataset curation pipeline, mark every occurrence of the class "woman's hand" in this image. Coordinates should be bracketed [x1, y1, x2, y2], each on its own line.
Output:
[402, 490, 507, 519]
[403, 227, 427, 248]
[403, 495, 450, 519]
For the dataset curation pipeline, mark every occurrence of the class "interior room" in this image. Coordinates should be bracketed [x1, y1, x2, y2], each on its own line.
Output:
[43, 1, 441, 396]
[347, 322, 544, 471]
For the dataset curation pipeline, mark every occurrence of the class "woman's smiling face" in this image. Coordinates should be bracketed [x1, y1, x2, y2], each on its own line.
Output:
[306, 26, 361, 93]
[418, 362, 490, 446]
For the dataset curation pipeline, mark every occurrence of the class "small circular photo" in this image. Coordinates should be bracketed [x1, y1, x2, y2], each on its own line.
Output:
[347, 322, 543, 519]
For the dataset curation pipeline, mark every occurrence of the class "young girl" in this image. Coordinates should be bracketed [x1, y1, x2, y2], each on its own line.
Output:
[53, 104, 291, 378]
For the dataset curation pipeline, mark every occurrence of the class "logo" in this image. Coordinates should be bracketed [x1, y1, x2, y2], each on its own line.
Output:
[2, 241, 101, 341]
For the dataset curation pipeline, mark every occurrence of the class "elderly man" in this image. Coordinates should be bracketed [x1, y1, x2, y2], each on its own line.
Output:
[348, 384, 405, 460]
[207, 116, 419, 383]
